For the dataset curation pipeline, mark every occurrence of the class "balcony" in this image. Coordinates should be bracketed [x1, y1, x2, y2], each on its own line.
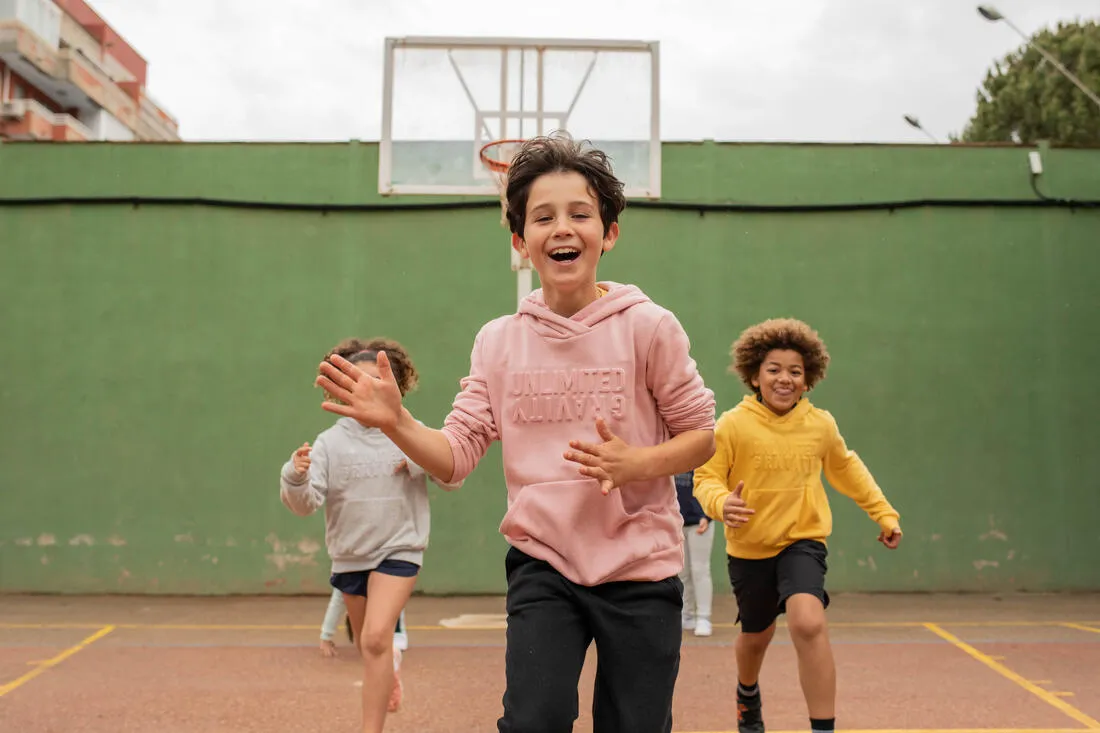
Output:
[0, 0, 61, 47]
[55, 45, 135, 127]
[58, 9, 134, 86]
[50, 109, 88, 139]
[1, 16, 146, 136]
[0, 19, 60, 76]
[135, 92, 178, 141]
[0, 96, 89, 140]
[0, 97, 52, 138]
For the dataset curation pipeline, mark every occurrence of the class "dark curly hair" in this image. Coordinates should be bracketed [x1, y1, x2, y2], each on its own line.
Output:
[505, 131, 626, 238]
[730, 318, 830, 392]
[321, 337, 419, 397]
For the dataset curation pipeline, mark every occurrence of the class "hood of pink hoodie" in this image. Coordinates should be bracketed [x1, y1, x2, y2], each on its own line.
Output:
[516, 282, 652, 340]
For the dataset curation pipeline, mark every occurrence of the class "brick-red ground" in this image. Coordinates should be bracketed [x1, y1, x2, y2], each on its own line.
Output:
[2, 593, 1098, 732]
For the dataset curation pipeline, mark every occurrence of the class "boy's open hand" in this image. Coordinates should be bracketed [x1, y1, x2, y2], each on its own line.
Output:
[565, 418, 640, 495]
[316, 353, 403, 431]
[722, 481, 754, 528]
[878, 527, 902, 549]
[292, 443, 311, 476]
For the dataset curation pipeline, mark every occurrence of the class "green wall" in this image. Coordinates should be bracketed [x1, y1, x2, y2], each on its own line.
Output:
[1, 140, 1098, 594]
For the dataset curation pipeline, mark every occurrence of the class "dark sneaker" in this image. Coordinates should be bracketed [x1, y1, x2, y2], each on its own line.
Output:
[736, 688, 764, 733]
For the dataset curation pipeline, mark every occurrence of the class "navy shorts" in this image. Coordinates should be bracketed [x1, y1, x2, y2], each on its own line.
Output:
[330, 559, 420, 597]
[727, 539, 829, 633]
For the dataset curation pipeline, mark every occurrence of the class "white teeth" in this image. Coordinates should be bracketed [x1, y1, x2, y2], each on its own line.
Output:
[550, 247, 580, 255]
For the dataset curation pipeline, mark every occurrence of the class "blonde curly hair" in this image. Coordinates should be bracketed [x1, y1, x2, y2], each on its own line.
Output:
[730, 318, 830, 392]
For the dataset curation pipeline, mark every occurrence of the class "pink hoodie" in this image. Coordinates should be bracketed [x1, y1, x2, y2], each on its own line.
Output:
[442, 282, 716, 586]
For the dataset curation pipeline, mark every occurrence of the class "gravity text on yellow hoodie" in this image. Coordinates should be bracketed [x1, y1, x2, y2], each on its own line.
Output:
[694, 395, 900, 560]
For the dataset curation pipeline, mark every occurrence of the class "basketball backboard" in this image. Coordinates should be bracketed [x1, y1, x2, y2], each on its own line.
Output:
[379, 37, 660, 198]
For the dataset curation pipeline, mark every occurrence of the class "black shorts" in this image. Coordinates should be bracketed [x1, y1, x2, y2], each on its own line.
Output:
[726, 539, 829, 633]
[330, 559, 420, 597]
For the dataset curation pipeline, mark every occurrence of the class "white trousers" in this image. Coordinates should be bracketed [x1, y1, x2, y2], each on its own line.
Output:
[679, 522, 715, 620]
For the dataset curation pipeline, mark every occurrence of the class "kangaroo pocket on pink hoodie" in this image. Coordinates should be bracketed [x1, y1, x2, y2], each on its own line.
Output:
[499, 479, 683, 586]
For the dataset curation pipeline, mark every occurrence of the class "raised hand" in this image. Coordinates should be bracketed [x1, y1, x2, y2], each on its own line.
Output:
[315, 352, 404, 430]
[292, 443, 311, 477]
[564, 418, 641, 496]
[878, 527, 902, 549]
[722, 481, 754, 528]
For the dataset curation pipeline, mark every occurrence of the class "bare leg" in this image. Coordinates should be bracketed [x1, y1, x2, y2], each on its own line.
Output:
[735, 621, 777, 686]
[359, 573, 417, 733]
[786, 593, 836, 719]
[343, 592, 366, 646]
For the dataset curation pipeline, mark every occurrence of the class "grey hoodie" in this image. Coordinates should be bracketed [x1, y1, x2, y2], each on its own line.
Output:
[280, 417, 455, 573]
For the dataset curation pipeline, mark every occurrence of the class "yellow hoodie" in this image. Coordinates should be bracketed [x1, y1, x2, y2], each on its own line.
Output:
[694, 395, 900, 560]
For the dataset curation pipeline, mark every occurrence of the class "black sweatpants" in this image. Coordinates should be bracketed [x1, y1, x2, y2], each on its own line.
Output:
[497, 547, 683, 733]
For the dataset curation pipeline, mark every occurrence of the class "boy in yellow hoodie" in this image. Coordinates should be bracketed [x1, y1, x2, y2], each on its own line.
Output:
[694, 318, 902, 733]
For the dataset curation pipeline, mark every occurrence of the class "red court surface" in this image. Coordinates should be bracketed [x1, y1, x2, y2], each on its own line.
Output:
[2, 593, 1098, 733]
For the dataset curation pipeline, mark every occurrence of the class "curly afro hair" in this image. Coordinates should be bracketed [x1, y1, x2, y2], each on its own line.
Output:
[730, 318, 830, 392]
[321, 337, 419, 397]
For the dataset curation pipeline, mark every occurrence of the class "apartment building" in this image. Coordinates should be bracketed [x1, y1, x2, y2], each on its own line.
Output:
[0, 0, 179, 141]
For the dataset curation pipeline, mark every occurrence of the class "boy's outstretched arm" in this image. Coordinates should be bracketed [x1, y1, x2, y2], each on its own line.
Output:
[822, 414, 901, 541]
[318, 336, 500, 484]
[317, 353, 456, 482]
[566, 419, 714, 495]
[564, 309, 717, 493]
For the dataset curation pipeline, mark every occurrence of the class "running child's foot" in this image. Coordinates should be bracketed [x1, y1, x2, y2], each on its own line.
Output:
[737, 684, 764, 733]
[318, 639, 337, 658]
[387, 648, 404, 713]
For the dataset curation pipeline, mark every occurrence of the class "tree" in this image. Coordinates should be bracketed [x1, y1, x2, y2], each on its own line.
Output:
[957, 19, 1100, 146]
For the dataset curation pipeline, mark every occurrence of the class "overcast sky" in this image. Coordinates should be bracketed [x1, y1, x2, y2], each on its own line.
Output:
[88, 0, 1099, 144]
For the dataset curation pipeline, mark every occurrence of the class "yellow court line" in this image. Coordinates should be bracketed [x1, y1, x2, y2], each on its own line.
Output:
[0, 625, 114, 698]
[923, 623, 1100, 729]
[1062, 623, 1100, 635]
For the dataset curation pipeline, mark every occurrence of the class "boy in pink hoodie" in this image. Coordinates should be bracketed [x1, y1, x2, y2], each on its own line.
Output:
[316, 132, 717, 733]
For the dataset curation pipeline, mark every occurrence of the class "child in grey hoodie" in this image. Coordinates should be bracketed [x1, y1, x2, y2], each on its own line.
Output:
[280, 337, 457, 728]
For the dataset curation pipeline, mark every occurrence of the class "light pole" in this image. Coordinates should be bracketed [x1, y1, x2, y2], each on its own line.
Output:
[977, 5, 1100, 109]
[903, 114, 940, 143]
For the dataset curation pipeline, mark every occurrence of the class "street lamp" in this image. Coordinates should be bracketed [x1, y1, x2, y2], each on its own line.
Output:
[903, 114, 939, 143]
[977, 5, 1100, 109]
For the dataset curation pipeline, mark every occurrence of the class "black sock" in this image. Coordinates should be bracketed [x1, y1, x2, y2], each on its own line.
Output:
[810, 718, 835, 733]
[737, 681, 759, 698]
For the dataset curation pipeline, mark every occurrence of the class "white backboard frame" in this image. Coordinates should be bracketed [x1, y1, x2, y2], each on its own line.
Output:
[379, 36, 661, 199]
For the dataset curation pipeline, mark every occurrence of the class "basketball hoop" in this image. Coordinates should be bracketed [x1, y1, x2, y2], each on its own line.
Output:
[479, 139, 525, 230]
[479, 138, 525, 174]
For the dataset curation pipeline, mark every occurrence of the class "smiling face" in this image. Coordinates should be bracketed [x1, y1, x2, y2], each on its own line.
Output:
[751, 349, 808, 415]
[511, 170, 619, 316]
